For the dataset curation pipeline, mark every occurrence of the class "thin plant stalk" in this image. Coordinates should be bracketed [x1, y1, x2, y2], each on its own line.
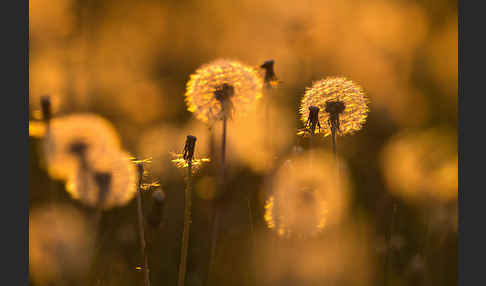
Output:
[419, 205, 434, 285]
[330, 124, 338, 165]
[136, 164, 150, 286]
[40, 96, 57, 202]
[87, 172, 113, 286]
[384, 201, 398, 286]
[178, 161, 193, 286]
[208, 116, 227, 284]
[221, 117, 227, 180]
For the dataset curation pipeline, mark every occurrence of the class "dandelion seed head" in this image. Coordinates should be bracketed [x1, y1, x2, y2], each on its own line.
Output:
[255, 221, 374, 285]
[65, 151, 138, 209]
[185, 59, 264, 124]
[299, 77, 369, 137]
[264, 151, 350, 238]
[43, 114, 121, 180]
[29, 205, 95, 285]
[381, 129, 457, 203]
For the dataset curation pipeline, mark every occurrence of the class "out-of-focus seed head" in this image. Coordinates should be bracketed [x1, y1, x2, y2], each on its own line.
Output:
[381, 129, 457, 203]
[264, 151, 351, 238]
[43, 113, 121, 180]
[299, 77, 369, 137]
[29, 205, 95, 285]
[65, 151, 138, 210]
[185, 59, 264, 124]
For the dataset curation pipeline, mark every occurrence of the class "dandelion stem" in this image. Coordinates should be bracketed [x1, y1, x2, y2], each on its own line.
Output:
[41, 95, 57, 202]
[384, 201, 398, 286]
[208, 116, 227, 285]
[208, 209, 220, 285]
[222, 117, 227, 178]
[178, 162, 192, 286]
[136, 164, 150, 286]
[331, 124, 338, 163]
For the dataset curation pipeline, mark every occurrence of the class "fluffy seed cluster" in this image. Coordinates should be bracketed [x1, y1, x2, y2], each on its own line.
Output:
[299, 77, 369, 137]
[185, 59, 264, 124]
[264, 151, 350, 238]
[381, 129, 457, 203]
[43, 113, 138, 209]
[65, 151, 138, 209]
[43, 114, 121, 180]
[29, 205, 95, 285]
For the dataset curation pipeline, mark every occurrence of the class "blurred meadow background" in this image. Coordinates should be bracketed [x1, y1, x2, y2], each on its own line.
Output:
[29, 0, 458, 286]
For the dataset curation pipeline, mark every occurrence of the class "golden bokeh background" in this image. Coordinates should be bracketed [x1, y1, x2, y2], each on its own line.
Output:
[29, 0, 457, 285]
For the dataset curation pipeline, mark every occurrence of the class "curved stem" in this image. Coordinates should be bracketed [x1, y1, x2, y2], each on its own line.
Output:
[178, 163, 193, 286]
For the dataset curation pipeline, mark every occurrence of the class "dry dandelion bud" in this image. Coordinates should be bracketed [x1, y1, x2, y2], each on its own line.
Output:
[260, 59, 279, 88]
[148, 189, 166, 228]
[183, 135, 197, 163]
[29, 205, 95, 285]
[264, 151, 350, 238]
[171, 135, 210, 171]
[185, 58, 264, 124]
[40, 95, 52, 123]
[43, 113, 121, 180]
[299, 77, 369, 137]
[65, 151, 138, 209]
